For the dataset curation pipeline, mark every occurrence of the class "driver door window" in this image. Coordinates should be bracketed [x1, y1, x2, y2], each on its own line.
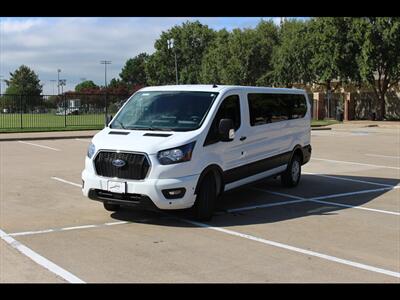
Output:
[204, 95, 241, 146]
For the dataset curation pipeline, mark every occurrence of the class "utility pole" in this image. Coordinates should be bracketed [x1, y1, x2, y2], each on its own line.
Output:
[0, 75, 3, 95]
[57, 69, 61, 95]
[167, 39, 178, 85]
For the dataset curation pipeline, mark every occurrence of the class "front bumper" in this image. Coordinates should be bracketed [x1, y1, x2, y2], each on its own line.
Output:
[82, 169, 198, 210]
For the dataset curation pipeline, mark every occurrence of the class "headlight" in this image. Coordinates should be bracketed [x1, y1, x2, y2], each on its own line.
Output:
[87, 143, 96, 159]
[157, 141, 196, 165]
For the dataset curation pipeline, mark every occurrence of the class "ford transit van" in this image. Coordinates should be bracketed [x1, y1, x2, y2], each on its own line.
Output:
[82, 85, 312, 220]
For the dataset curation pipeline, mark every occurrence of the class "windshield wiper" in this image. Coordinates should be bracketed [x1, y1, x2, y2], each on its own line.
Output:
[127, 126, 172, 131]
[149, 127, 173, 131]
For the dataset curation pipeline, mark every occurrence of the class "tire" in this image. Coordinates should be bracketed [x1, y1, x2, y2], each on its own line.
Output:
[193, 174, 217, 221]
[281, 154, 302, 187]
[103, 202, 120, 212]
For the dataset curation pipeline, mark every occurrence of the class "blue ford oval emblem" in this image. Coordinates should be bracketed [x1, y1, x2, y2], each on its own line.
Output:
[112, 159, 126, 168]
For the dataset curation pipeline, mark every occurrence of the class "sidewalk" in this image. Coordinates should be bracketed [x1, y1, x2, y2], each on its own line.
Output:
[0, 130, 100, 142]
[327, 121, 400, 133]
[342, 120, 400, 128]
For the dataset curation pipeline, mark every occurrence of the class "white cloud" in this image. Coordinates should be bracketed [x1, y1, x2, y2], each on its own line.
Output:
[0, 17, 303, 94]
[1, 18, 43, 33]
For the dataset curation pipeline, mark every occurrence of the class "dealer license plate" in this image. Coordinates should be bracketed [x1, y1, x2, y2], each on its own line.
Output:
[107, 181, 126, 194]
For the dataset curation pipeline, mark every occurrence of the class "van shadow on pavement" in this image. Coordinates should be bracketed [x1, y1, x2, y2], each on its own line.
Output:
[110, 174, 399, 228]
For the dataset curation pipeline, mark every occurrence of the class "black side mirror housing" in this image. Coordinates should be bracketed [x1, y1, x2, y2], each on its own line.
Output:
[105, 115, 113, 127]
[218, 118, 235, 142]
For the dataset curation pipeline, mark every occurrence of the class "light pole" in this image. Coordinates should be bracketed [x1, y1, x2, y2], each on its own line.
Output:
[167, 38, 178, 85]
[0, 75, 3, 95]
[57, 69, 61, 95]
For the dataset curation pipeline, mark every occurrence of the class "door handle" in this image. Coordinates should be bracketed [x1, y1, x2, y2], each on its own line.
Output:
[240, 136, 247, 141]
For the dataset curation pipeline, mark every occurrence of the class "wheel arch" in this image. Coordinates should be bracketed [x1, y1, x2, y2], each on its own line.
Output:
[289, 144, 304, 165]
[195, 164, 224, 196]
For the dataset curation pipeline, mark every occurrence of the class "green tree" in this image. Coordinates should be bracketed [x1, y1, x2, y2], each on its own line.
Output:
[120, 53, 149, 86]
[3, 65, 43, 110]
[270, 19, 313, 88]
[146, 21, 216, 85]
[200, 19, 278, 86]
[353, 17, 400, 120]
[308, 17, 360, 92]
[200, 29, 230, 84]
[5, 65, 42, 95]
[74, 80, 99, 92]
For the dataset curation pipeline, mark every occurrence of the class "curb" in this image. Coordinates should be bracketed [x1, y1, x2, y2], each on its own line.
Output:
[0, 135, 95, 142]
[311, 127, 332, 131]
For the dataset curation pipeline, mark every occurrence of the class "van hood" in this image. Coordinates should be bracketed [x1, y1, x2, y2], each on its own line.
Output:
[91, 128, 198, 155]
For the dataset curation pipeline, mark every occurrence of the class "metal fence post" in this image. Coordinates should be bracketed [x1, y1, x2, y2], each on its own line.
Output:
[105, 92, 108, 125]
[20, 95, 23, 129]
[64, 94, 67, 127]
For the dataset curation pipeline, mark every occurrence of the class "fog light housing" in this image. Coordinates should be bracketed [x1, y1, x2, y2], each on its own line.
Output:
[162, 188, 186, 199]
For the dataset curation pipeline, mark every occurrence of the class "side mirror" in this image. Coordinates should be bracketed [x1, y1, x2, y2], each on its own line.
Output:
[105, 115, 113, 127]
[218, 118, 235, 142]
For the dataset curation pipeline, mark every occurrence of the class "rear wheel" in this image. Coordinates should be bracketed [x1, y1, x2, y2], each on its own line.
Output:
[193, 174, 216, 221]
[281, 154, 302, 187]
[103, 202, 120, 212]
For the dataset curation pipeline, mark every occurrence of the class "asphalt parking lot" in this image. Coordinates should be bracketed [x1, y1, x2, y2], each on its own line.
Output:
[0, 126, 399, 283]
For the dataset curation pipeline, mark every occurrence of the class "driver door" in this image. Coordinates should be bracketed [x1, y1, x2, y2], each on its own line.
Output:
[203, 93, 246, 173]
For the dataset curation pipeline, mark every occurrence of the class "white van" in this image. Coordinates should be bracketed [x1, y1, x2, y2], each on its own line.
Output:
[82, 85, 312, 220]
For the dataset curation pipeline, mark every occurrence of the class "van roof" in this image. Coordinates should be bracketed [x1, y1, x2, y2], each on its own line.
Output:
[140, 85, 306, 94]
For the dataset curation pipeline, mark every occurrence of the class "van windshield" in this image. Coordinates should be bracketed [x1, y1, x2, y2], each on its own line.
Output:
[110, 91, 218, 132]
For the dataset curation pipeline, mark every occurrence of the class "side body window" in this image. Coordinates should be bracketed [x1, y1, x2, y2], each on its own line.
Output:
[248, 93, 307, 126]
[204, 95, 241, 146]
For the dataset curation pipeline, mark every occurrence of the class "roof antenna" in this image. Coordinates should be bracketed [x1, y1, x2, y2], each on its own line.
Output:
[212, 84, 218, 88]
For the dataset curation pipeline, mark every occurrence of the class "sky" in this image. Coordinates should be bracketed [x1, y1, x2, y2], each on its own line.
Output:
[0, 17, 304, 95]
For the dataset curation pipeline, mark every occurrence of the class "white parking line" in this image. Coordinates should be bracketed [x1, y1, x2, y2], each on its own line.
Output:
[227, 199, 307, 213]
[312, 157, 400, 170]
[178, 218, 400, 279]
[0, 228, 85, 283]
[18, 141, 60, 151]
[303, 172, 396, 188]
[74, 138, 91, 142]
[251, 187, 400, 216]
[365, 154, 400, 159]
[9, 221, 130, 237]
[51, 177, 82, 188]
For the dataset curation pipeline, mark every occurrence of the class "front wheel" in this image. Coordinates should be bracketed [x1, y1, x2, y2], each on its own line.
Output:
[193, 175, 216, 221]
[281, 154, 302, 187]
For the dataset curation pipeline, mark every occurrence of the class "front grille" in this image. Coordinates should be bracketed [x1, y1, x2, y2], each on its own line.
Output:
[94, 151, 150, 180]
